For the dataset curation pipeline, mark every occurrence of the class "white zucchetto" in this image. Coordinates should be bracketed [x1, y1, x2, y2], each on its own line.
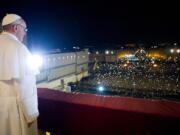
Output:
[2, 13, 22, 26]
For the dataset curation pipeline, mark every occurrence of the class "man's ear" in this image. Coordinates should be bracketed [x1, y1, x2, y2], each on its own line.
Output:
[15, 25, 18, 31]
[12, 25, 18, 32]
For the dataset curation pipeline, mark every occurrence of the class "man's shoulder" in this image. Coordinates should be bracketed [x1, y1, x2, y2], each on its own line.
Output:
[0, 34, 23, 49]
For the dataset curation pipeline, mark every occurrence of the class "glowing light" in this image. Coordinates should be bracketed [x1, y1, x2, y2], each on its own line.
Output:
[153, 64, 158, 67]
[125, 54, 134, 58]
[105, 50, 109, 55]
[28, 54, 43, 70]
[46, 132, 50, 135]
[98, 86, 104, 91]
[170, 49, 174, 53]
[111, 51, 114, 54]
[96, 51, 99, 54]
[177, 49, 180, 53]
[174, 43, 177, 46]
[123, 63, 128, 67]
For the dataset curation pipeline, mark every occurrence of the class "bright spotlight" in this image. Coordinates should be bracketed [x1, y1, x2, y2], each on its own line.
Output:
[28, 54, 43, 70]
[98, 86, 104, 92]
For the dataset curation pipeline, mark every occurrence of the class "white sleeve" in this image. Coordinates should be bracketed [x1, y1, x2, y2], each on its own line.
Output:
[17, 45, 39, 123]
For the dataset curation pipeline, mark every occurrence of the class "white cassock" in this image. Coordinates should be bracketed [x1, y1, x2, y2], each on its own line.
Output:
[0, 32, 39, 135]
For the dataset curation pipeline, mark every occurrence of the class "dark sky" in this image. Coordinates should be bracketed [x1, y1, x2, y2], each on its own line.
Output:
[0, 0, 180, 50]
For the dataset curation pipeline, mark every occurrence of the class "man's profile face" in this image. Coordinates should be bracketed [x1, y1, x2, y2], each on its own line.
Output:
[14, 19, 27, 42]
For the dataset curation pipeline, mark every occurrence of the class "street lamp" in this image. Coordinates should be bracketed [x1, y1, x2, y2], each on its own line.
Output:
[177, 49, 180, 53]
[105, 50, 109, 55]
[170, 49, 174, 53]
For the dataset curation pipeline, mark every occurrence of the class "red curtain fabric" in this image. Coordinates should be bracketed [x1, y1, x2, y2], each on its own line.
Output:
[38, 88, 180, 135]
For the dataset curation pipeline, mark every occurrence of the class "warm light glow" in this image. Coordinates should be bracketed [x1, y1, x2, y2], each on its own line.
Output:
[117, 51, 133, 59]
[153, 64, 158, 67]
[124, 63, 128, 67]
[177, 49, 180, 53]
[46, 132, 51, 135]
[125, 54, 134, 58]
[147, 51, 167, 60]
[170, 49, 174, 53]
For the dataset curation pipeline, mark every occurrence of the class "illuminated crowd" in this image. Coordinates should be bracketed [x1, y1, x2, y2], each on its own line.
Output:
[79, 60, 180, 101]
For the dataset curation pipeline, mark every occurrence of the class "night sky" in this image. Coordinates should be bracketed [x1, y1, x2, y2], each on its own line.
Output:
[0, 0, 180, 50]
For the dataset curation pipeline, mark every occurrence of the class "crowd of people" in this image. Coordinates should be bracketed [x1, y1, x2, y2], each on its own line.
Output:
[78, 60, 180, 101]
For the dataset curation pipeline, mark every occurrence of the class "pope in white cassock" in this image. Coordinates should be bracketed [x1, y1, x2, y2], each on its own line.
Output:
[0, 14, 39, 135]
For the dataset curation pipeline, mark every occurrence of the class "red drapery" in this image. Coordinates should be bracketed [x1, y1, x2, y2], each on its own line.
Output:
[38, 88, 180, 135]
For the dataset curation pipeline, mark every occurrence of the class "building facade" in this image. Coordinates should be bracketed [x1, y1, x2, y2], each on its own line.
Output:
[37, 49, 89, 91]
